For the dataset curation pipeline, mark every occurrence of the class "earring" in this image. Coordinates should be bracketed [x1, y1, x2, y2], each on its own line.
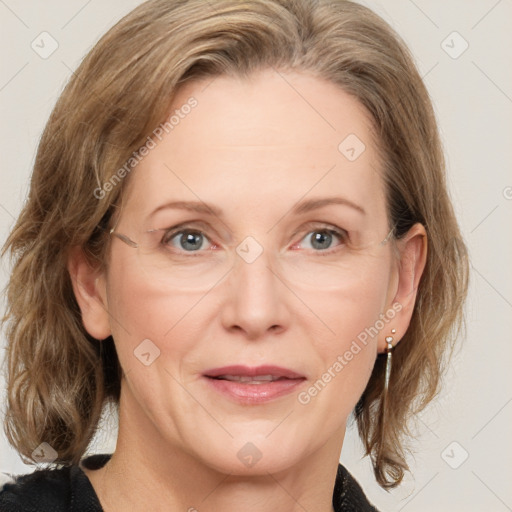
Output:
[384, 328, 396, 393]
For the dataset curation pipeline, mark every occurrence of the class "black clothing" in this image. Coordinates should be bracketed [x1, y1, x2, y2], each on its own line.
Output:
[0, 453, 379, 511]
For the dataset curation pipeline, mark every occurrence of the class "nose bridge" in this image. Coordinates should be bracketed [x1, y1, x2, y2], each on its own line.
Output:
[221, 233, 289, 335]
[232, 234, 278, 290]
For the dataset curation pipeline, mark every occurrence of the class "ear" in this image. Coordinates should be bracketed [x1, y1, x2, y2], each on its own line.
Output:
[378, 223, 427, 353]
[67, 246, 111, 340]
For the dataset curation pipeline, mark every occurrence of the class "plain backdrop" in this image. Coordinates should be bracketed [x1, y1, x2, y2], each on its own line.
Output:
[1, 1, 511, 511]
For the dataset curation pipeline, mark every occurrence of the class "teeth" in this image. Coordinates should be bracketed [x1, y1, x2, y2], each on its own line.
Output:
[216, 374, 281, 383]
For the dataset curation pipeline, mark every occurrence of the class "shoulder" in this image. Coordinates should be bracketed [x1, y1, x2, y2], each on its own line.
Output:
[0, 454, 110, 512]
[333, 463, 380, 512]
[0, 464, 73, 511]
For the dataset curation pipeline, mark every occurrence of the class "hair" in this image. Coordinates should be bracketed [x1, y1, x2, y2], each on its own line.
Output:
[1, 0, 469, 489]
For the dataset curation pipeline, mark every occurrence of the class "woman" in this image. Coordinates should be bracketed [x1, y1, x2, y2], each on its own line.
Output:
[0, 0, 468, 510]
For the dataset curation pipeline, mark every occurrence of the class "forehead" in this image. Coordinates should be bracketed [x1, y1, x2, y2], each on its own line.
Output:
[122, 68, 386, 222]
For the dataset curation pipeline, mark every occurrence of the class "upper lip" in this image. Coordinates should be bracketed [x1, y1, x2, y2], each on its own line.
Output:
[203, 365, 305, 379]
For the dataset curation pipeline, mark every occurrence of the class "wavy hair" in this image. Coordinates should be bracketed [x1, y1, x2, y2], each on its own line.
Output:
[1, 0, 469, 488]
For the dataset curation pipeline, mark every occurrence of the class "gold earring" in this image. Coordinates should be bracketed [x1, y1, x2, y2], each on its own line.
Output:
[384, 329, 396, 392]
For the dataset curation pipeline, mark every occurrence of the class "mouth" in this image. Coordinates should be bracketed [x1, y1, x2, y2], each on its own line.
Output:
[208, 374, 293, 383]
[203, 365, 306, 403]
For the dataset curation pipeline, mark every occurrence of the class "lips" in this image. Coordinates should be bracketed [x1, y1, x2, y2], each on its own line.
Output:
[203, 364, 305, 381]
[203, 365, 306, 403]
[213, 375, 283, 383]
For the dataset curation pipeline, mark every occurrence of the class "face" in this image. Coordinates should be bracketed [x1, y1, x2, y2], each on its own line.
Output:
[78, 68, 413, 475]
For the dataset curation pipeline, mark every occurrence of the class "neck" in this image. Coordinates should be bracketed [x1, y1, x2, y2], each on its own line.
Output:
[86, 386, 345, 512]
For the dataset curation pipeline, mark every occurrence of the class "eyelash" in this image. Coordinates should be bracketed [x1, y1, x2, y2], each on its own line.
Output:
[159, 222, 349, 256]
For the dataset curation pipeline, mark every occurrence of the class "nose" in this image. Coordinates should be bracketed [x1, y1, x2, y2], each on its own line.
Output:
[219, 241, 290, 340]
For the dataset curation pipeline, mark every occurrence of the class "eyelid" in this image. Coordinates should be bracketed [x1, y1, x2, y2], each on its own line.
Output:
[290, 222, 349, 252]
[293, 221, 348, 235]
[161, 224, 218, 250]
[157, 220, 222, 243]
[290, 221, 349, 242]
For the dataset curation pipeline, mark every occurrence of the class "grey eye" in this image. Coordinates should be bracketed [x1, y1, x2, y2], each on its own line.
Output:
[166, 230, 209, 252]
[300, 229, 344, 251]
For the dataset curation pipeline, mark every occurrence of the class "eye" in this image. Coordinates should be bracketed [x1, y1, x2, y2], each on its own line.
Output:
[157, 223, 348, 255]
[162, 228, 214, 252]
[293, 226, 348, 253]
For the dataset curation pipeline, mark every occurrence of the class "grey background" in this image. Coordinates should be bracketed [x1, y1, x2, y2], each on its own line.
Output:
[1, 1, 511, 510]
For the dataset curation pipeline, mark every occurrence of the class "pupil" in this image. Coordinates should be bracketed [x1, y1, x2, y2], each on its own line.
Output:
[181, 231, 203, 251]
[311, 231, 332, 250]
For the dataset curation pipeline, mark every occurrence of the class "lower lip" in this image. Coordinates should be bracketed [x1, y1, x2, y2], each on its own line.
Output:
[203, 376, 306, 404]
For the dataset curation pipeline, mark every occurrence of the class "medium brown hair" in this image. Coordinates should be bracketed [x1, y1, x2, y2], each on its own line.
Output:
[1, 0, 469, 488]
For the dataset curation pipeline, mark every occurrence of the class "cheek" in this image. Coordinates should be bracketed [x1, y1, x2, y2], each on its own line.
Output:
[307, 255, 393, 340]
[105, 257, 208, 373]
[306, 259, 392, 400]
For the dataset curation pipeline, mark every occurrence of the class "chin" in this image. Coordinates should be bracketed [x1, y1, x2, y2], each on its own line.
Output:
[194, 432, 309, 476]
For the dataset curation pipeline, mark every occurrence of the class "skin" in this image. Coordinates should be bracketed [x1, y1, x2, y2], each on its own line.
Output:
[69, 68, 427, 512]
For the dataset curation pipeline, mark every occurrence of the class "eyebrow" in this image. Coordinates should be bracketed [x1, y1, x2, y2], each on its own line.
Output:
[151, 201, 223, 217]
[293, 197, 366, 216]
[150, 196, 366, 218]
